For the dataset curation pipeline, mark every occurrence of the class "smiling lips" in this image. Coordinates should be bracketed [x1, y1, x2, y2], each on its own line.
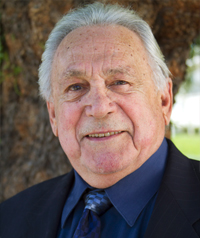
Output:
[87, 131, 123, 138]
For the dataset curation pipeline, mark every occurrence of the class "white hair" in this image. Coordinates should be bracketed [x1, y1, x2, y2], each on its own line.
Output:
[38, 2, 171, 101]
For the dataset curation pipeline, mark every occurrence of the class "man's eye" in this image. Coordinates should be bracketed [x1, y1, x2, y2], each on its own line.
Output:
[69, 84, 82, 91]
[108, 80, 131, 94]
[114, 80, 127, 85]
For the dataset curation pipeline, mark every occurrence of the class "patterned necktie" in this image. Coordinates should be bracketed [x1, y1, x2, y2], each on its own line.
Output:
[73, 189, 111, 238]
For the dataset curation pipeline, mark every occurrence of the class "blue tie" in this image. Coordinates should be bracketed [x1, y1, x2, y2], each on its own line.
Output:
[73, 189, 111, 238]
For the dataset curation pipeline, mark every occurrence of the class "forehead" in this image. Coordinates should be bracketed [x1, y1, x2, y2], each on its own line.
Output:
[52, 25, 151, 79]
[58, 24, 141, 49]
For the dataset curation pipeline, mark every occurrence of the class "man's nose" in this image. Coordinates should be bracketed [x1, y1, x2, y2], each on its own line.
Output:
[84, 87, 116, 118]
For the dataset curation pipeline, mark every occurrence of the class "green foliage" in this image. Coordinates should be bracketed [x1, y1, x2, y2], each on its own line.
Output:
[172, 134, 200, 161]
[13, 78, 21, 96]
[189, 34, 200, 58]
[0, 30, 22, 95]
[0, 36, 7, 84]
[181, 34, 200, 93]
[39, 42, 45, 50]
[13, 66, 22, 76]
[0, 37, 6, 63]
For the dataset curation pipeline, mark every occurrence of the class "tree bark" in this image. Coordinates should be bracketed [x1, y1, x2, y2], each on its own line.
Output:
[1, 0, 199, 202]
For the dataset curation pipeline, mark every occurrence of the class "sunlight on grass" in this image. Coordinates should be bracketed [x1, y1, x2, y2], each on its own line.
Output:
[171, 134, 200, 161]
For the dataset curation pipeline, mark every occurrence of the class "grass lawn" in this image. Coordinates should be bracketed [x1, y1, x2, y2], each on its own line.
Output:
[171, 134, 200, 161]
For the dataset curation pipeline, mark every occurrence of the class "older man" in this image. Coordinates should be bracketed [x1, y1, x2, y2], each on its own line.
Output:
[1, 3, 200, 238]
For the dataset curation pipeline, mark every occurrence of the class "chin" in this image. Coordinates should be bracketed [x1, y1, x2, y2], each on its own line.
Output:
[91, 167, 120, 175]
[85, 158, 130, 175]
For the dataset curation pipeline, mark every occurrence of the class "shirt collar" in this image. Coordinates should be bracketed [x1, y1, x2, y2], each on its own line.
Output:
[61, 138, 168, 228]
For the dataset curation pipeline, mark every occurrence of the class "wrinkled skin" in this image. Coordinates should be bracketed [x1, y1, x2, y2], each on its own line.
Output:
[47, 25, 173, 188]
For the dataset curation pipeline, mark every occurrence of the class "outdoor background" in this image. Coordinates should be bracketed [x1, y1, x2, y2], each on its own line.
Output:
[171, 39, 200, 161]
[0, 0, 200, 203]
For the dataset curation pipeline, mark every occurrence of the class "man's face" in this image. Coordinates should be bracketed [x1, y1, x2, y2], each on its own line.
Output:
[48, 25, 172, 188]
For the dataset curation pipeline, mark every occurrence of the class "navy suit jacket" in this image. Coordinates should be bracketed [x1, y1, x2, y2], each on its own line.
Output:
[1, 140, 200, 238]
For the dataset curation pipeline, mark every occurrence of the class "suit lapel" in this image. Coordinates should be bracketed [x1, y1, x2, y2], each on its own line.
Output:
[144, 183, 199, 238]
[23, 170, 75, 238]
[144, 140, 200, 238]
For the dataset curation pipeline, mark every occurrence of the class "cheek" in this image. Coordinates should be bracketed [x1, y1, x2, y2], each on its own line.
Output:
[118, 97, 159, 138]
[56, 104, 82, 154]
[58, 110, 74, 132]
[57, 103, 80, 131]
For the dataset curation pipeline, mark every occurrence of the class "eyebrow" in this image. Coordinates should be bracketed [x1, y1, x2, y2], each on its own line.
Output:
[62, 70, 86, 79]
[61, 66, 135, 80]
[104, 67, 134, 77]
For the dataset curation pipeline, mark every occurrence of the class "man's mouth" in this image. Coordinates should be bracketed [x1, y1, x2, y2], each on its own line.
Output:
[87, 131, 122, 138]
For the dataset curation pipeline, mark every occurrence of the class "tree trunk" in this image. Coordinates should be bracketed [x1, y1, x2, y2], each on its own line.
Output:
[1, 0, 199, 202]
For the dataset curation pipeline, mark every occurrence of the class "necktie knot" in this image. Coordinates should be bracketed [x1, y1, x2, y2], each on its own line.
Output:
[84, 189, 111, 215]
[73, 189, 111, 238]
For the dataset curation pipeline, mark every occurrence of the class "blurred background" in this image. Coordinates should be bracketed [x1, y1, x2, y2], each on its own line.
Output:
[0, 0, 200, 203]
[171, 37, 200, 161]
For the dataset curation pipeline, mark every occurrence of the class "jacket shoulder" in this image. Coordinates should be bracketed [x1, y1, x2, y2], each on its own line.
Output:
[0, 170, 74, 234]
[1, 172, 68, 207]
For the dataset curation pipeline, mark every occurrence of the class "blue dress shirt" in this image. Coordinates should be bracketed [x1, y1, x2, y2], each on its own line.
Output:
[57, 138, 168, 238]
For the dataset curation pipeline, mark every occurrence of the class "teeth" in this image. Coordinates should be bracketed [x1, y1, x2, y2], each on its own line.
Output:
[88, 131, 122, 138]
[105, 132, 110, 137]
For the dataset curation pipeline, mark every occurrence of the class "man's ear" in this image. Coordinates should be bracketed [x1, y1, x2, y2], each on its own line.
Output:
[47, 101, 58, 137]
[161, 78, 173, 125]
